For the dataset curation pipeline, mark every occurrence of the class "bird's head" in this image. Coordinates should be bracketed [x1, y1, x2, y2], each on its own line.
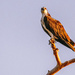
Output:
[41, 7, 48, 15]
[41, 7, 50, 16]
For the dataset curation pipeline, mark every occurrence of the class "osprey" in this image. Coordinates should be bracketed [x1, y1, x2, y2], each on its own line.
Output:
[41, 7, 75, 52]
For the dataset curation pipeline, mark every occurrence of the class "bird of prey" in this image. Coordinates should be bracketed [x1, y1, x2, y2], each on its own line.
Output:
[41, 7, 75, 52]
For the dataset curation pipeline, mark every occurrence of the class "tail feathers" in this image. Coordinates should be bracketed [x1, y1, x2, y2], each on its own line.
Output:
[74, 43, 75, 49]
[56, 38, 75, 52]
[70, 39, 75, 45]
[67, 42, 75, 52]
[63, 39, 75, 52]
[68, 39, 75, 52]
[72, 45, 75, 52]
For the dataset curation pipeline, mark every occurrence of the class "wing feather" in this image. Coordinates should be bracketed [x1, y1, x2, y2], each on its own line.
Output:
[43, 15, 75, 51]
[44, 16, 70, 42]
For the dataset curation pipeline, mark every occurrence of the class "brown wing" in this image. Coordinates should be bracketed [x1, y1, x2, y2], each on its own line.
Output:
[43, 15, 75, 51]
[44, 16, 70, 42]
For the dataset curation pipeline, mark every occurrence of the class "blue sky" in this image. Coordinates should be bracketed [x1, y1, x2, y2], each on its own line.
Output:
[0, 0, 75, 75]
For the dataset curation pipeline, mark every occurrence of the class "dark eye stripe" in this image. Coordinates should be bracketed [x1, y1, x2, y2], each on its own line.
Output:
[41, 8, 44, 10]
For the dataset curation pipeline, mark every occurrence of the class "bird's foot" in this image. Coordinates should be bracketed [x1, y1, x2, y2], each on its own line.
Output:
[49, 38, 55, 45]
[48, 40, 51, 45]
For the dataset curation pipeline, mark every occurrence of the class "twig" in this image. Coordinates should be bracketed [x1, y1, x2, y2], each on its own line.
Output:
[47, 39, 75, 75]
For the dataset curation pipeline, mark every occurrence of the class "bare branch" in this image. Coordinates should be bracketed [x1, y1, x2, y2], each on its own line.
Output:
[47, 39, 75, 75]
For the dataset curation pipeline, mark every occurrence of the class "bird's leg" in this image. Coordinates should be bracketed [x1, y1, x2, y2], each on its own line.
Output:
[49, 33, 55, 45]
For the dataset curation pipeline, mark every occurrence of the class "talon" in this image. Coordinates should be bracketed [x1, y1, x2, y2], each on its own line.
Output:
[48, 38, 55, 45]
[48, 40, 51, 45]
[51, 38, 55, 43]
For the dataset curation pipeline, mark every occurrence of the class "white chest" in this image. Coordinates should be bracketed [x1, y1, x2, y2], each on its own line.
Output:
[41, 14, 54, 39]
[41, 14, 45, 26]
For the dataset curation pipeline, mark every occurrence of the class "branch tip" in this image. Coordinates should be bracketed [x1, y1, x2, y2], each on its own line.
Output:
[47, 39, 75, 75]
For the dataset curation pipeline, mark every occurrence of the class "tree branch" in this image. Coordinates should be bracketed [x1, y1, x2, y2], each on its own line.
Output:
[47, 39, 75, 75]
